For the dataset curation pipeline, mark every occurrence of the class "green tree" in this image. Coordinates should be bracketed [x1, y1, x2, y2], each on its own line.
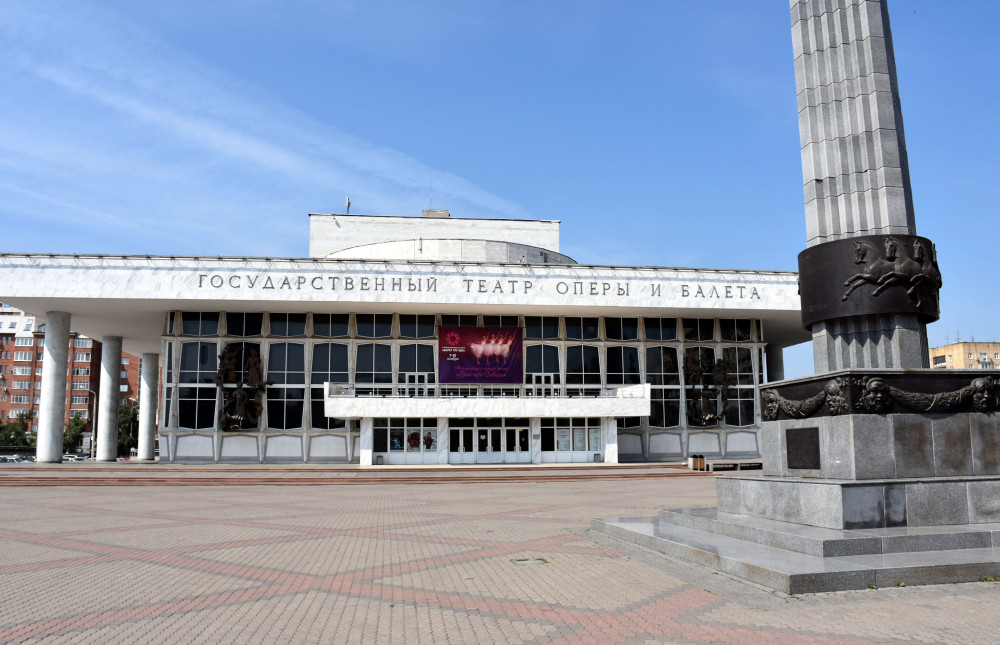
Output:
[117, 399, 139, 457]
[64, 412, 87, 454]
[0, 410, 35, 447]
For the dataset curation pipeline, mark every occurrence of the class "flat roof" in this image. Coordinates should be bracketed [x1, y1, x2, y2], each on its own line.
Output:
[0, 252, 810, 355]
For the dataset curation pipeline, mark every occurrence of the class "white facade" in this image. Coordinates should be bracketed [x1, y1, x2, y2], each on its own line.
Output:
[0, 212, 809, 464]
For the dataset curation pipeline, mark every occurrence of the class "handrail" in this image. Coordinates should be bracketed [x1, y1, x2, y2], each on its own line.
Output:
[325, 383, 650, 399]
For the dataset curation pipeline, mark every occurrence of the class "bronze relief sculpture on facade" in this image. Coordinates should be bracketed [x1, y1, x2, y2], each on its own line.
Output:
[217, 345, 272, 431]
[683, 353, 733, 427]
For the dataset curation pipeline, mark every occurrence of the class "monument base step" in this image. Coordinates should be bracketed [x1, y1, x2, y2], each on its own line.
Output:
[592, 512, 1000, 594]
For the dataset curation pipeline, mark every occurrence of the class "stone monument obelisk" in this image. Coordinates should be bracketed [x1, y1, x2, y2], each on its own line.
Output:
[595, 0, 1000, 593]
[793, 0, 932, 372]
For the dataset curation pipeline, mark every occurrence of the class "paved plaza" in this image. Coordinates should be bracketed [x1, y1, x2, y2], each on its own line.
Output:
[1, 472, 999, 644]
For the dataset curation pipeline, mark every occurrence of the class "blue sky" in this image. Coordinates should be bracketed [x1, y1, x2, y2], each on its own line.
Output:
[1, 1, 998, 378]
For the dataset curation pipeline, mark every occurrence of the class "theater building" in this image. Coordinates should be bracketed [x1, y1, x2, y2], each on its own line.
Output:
[0, 210, 808, 464]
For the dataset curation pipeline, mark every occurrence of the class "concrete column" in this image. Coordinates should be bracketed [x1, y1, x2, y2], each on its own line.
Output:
[96, 336, 122, 462]
[359, 417, 373, 466]
[764, 345, 785, 382]
[137, 353, 159, 461]
[529, 418, 542, 463]
[602, 417, 619, 464]
[36, 312, 71, 463]
[436, 417, 449, 464]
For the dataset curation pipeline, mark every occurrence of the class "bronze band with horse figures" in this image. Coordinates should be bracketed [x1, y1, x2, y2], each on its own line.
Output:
[797, 234, 942, 329]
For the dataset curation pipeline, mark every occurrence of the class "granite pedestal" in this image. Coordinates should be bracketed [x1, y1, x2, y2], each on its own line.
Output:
[594, 370, 1000, 592]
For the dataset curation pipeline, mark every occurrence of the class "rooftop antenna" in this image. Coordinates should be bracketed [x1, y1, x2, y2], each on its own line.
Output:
[345, 196, 351, 215]
[428, 173, 433, 209]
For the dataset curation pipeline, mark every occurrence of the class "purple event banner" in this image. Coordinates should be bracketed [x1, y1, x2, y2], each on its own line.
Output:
[438, 326, 523, 384]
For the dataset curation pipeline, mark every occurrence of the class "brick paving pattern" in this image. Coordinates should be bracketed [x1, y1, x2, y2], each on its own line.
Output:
[1, 475, 998, 643]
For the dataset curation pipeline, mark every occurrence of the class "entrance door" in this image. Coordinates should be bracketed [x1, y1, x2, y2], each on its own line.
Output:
[475, 427, 503, 463]
[504, 427, 531, 463]
[449, 419, 530, 464]
[475, 419, 503, 464]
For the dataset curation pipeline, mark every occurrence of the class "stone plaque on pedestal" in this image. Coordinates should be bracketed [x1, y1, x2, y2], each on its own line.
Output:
[785, 427, 819, 470]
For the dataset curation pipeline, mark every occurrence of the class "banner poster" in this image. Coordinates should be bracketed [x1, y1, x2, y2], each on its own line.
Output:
[438, 326, 523, 384]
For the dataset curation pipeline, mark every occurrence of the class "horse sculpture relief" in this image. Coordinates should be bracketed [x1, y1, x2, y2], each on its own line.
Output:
[842, 237, 941, 307]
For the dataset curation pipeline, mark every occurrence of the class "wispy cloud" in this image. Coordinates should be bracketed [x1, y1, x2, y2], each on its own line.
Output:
[0, 0, 526, 255]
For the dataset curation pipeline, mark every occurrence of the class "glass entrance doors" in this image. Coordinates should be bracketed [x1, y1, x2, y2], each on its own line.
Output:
[448, 418, 531, 464]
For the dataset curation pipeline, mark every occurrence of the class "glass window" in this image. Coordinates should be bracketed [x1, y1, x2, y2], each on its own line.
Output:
[683, 319, 715, 342]
[215, 342, 260, 386]
[524, 316, 559, 339]
[605, 318, 639, 341]
[356, 343, 393, 387]
[606, 346, 641, 385]
[373, 419, 389, 452]
[177, 342, 217, 429]
[645, 346, 680, 386]
[565, 317, 599, 340]
[566, 345, 601, 395]
[556, 420, 571, 451]
[649, 389, 680, 428]
[540, 419, 555, 451]
[179, 342, 218, 385]
[355, 314, 393, 339]
[725, 387, 756, 427]
[313, 313, 350, 338]
[311, 343, 349, 385]
[723, 346, 755, 386]
[643, 318, 677, 341]
[525, 344, 560, 379]
[684, 346, 716, 387]
[483, 315, 519, 328]
[266, 343, 305, 429]
[389, 419, 404, 451]
[226, 312, 263, 337]
[310, 343, 349, 430]
[269, 313, 307, 337]
[398, 344, 436, 396]
[720, 319, 752, 342]
[684, 346, 718, 427]
[722, 346, 756, 426]
[181, 312, 219, 336]
[398, 314, 435, 339]
[165, 343, 173, 384]
[440, 314, 478, 328]
[525, 344, 560, 394]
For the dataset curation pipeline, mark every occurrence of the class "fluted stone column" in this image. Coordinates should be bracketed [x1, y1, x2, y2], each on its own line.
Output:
[96, 336, 122, 462]
[792, 0, 929, 370]
[36, 312, 71, 462]
[137, 353, 159, 461]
